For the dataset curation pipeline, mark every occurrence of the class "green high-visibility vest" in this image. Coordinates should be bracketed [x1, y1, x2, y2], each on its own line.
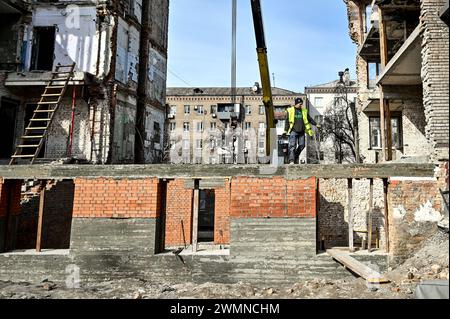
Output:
[285, 106, 313, 136]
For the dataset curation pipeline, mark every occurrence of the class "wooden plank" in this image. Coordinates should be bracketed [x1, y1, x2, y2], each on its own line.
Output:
[379, 7, 389, 162]
[368, 178, 373, 252]
[192, 189, 199, 252]
[379, 8, 389, 67]
[348, 179, 354, 252]
[36, 181, 46, 252]
[379, 87, 387, 162]
[327, 249, 390, 284]
[358, 3, 365, 44]
[385, 100, 393, 161]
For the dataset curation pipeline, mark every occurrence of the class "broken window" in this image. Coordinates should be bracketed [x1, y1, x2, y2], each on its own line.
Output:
[369, 116, 402, 149]
[367, 62, 381, 89]
[0, 98, 18, 158]
[153, 122, 161, 147]
[30, 27, 55, 71]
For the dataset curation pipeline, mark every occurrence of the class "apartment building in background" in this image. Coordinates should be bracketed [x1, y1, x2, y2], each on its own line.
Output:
[165, 86, 305, 164]
[0, 0, 169, 164]
[345, 0, 449, 164]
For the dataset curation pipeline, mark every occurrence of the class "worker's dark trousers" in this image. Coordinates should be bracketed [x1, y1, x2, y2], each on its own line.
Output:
[288, 131, 305, 164]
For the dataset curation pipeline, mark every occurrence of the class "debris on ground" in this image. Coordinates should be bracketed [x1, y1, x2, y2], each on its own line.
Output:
[0, 231, 446, 299]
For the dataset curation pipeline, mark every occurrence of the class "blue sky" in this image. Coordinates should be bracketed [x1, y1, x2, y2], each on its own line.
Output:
[167, 0, 356, 93]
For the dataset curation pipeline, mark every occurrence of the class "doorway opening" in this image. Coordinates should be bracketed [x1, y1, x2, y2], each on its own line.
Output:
[0, 98, 18, 158]
[198, 189, 215, 243]
[30, 26, 55, 71]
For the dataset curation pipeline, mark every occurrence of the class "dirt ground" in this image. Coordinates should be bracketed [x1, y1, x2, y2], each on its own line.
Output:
[0, 277, 418, 299]
[0, 231, 447, 300]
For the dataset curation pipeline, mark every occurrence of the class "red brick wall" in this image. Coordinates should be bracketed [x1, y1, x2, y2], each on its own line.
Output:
[214, 179, 231, 245]
[164, 179, 193, 246]
[73, 178, 160, 218]
[0, 179, 22, 218]
[230, 177, 316, 218]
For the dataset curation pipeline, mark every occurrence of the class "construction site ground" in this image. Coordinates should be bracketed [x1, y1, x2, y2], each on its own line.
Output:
[0, 230, 447, 299]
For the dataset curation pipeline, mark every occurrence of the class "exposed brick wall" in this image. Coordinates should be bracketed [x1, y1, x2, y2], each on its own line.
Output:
[164, 179, 193, 246]
[214, 179, 231, 245]
[15, 180, 75, 250]
[73, 178, 160, 218]
[388, 177, 443, 263]
[421, 0, 450, 161]
[230, 177, 316, 218]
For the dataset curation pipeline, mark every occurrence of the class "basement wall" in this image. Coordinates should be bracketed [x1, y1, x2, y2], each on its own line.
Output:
[0, 164, 446, 285]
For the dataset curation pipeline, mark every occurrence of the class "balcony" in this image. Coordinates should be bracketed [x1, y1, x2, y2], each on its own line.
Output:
[376, 25, 421, 86]
[216, 103, 241, 121]
[5, 71, 93, 87]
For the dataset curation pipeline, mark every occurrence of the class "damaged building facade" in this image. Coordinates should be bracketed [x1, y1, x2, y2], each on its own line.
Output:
[0, 0, 169, 164]
[345, 0, 449, 164]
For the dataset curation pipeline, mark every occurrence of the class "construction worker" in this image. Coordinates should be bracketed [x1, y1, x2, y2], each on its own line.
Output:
[283, 98, 318, 164]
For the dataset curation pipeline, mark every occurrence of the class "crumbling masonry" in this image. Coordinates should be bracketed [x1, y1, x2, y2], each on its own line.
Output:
[0, 0, 169, 164]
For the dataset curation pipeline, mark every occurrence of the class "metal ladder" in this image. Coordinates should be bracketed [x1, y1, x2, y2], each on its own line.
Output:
[9, 63, 76, 165]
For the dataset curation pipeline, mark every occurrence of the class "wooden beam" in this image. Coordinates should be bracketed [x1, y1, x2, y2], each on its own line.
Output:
[379, 8, 389, 68]
[379, 86, 387, 162]
[383, 178, 390, 253]
[348, 178, 354, 252]
[36, 180, 46, 252]
[385, 100, 393, 161]
[327, 249, 390, 284]
[367, 178, 373, 252]
[358, 2, 365, 45]
[192, 188, 199, 253]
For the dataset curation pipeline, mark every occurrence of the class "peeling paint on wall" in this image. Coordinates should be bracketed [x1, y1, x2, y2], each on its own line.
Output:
[115, 18, 139, 85]
[393, 205, 407, 219]
[414, 200, 442, 222]
[148, 48, 166, 106]
[32, 7, 98, 73]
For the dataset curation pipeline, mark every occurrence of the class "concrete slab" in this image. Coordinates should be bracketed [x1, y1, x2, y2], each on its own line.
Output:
[0, 163, 436, 180]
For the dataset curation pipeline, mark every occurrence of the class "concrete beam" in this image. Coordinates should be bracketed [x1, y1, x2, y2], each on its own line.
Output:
[0, 163, 436, 180]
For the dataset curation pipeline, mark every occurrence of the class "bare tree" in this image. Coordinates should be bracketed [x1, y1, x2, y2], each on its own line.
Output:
[319, 72, 361, 164]
[321, 85, 359, 164]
